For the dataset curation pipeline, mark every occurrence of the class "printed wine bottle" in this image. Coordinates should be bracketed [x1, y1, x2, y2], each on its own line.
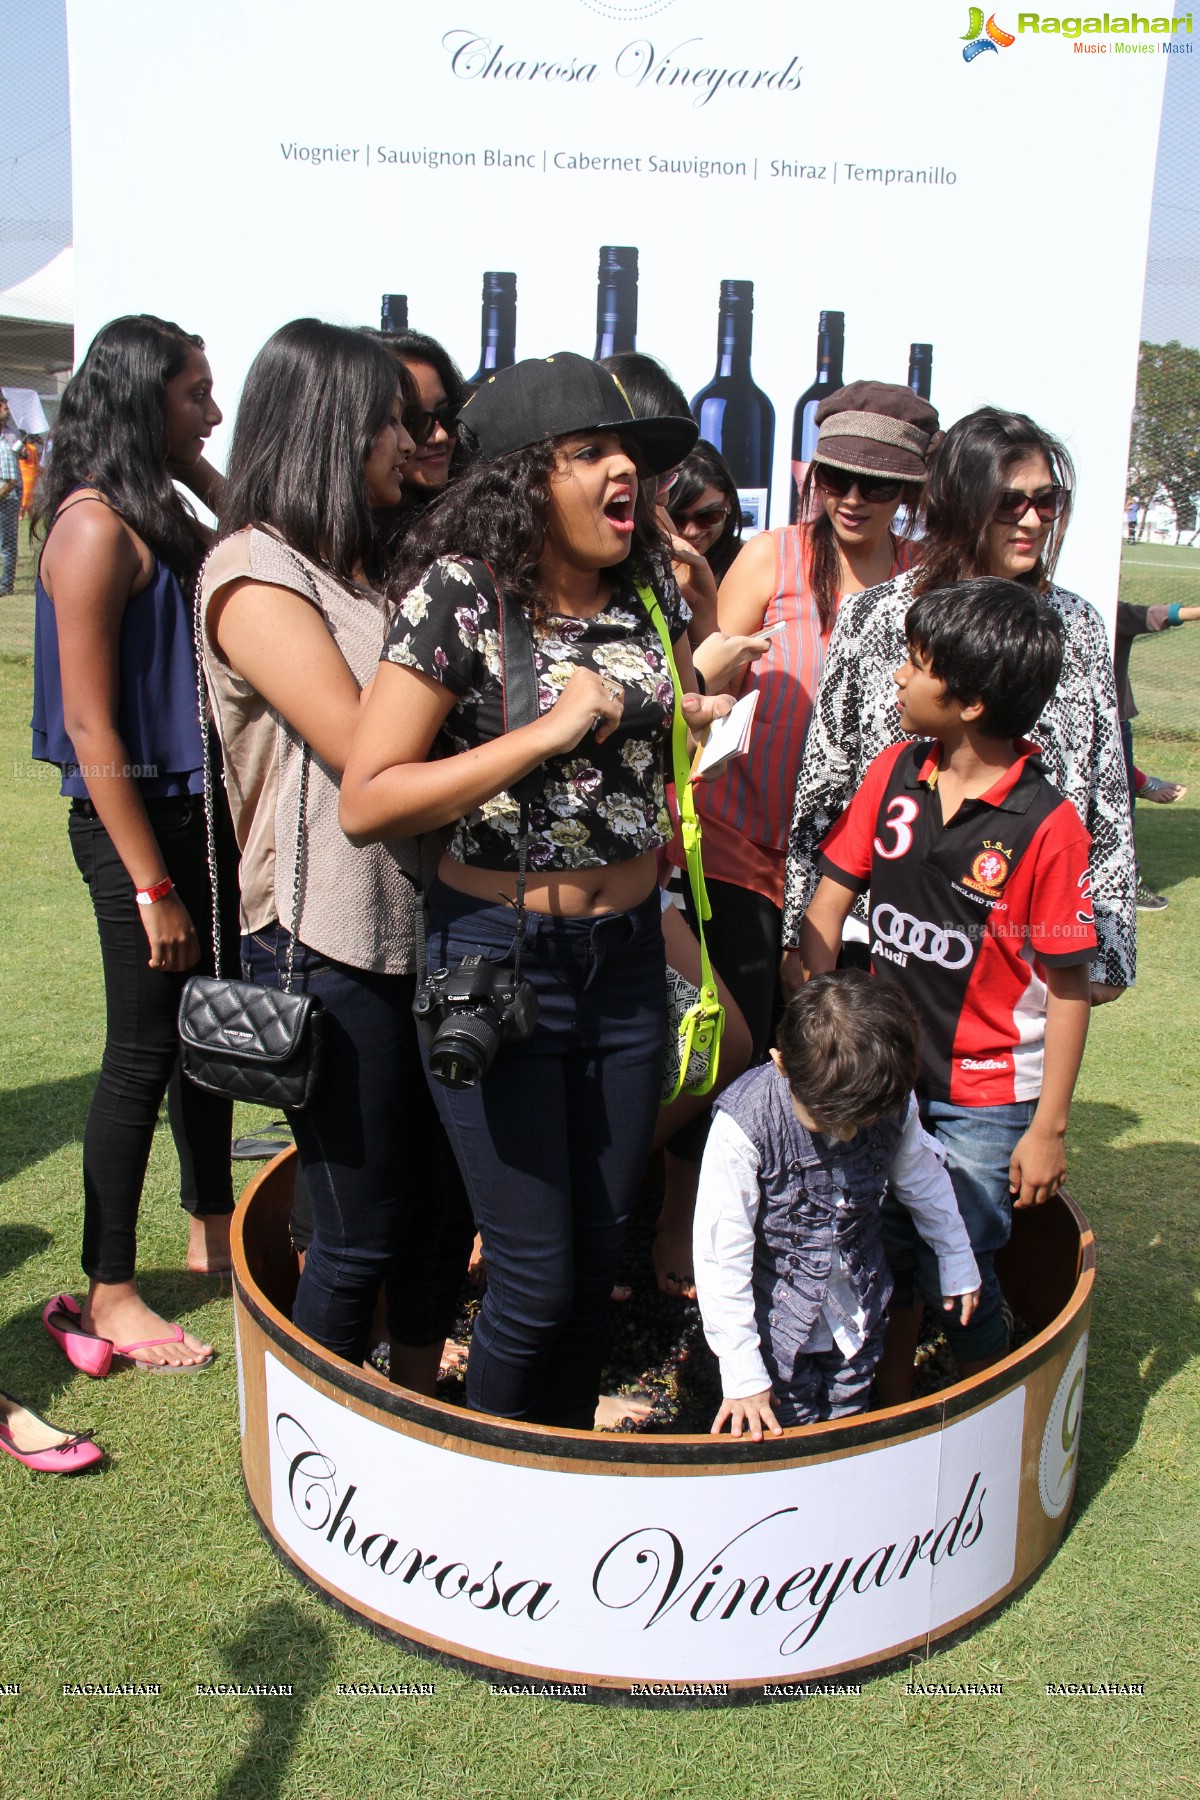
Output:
[790, 309, 845, 520]
[466, 271, 517, 389]
[907, 341, 933, 401]
[593, 246, 638, 359]
[380, 294, 408, 336]
[691, 280, 775, 534]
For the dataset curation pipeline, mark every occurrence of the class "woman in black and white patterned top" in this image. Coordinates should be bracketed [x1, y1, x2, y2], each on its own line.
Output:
[781, 407, 1136, 1000]
[342, 354, 732, 1429]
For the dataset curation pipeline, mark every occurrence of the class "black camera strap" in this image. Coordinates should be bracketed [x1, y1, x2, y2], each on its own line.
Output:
[497, 582, 544, 982]
[413, 570, 544, 986]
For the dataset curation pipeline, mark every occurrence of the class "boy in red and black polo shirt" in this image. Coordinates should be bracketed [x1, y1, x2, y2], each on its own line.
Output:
[799, 577, 1096, 1399]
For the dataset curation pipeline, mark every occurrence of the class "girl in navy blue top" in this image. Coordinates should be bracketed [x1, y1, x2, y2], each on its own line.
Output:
[32, 315, 231, 1371]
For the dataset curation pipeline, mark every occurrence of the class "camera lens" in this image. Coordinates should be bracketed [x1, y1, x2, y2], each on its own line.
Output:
[428, 1007, 503, 1089]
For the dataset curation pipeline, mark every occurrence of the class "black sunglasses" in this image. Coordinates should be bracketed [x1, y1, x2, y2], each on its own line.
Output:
[670, 501, 732, 530]
[813, 463, 904, 504]
[993, 484, 1068, 525]
[403, 402, 460, 446]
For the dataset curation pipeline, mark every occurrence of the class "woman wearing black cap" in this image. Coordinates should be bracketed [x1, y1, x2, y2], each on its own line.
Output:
[341, 353, 729, 1429]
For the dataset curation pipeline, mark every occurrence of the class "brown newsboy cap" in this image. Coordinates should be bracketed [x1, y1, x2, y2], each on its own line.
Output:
[813, 380, 941, 482]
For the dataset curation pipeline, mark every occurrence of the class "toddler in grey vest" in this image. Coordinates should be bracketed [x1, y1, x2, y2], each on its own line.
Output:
[694, 971, 980, 1436]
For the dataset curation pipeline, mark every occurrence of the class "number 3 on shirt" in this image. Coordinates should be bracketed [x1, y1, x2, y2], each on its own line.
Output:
[873, 796, 919, 860]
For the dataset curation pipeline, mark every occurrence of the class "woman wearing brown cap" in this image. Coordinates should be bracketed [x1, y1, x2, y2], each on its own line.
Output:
[781, 405, 1135, 1005]
[781, 405, 1136, 1404]
[651, 382, 936, 1298]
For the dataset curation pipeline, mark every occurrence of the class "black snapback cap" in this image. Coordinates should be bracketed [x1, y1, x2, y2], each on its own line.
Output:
[458, 352, 697, 474]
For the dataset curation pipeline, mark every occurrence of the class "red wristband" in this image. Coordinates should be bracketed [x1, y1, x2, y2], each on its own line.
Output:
[135, 876, 175, 907]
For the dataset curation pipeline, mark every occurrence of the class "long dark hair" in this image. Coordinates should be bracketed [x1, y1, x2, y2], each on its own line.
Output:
[33, 314, 207, 580]
[795, 464, 921, 632]
[913, 407, 1075, 596]
[667, 439, 741, 581]
[389, 430, 664, 624]
[389, 330, 467, 414]
[597, 351, 690, 422]
[377, 330, 469, 545]
[220, 319, 401, 584]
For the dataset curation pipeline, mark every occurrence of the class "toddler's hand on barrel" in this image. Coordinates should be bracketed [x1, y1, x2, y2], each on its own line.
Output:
[712, 1390, 782, 1441]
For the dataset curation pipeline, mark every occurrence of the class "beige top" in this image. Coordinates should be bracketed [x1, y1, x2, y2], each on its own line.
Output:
[200, 527, 418, 974]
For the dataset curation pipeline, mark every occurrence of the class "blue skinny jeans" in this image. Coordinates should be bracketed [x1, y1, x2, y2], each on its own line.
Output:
[241, 926, 470, 1365]
[423, 879, 666, 1430]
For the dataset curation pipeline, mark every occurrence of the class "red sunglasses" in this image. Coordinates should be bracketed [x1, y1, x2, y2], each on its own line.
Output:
[993, 485, 1068, 525]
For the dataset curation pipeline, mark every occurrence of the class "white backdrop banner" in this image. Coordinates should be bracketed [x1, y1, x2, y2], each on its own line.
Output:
[66, 0, 1172, 614]
[265, 1354, 1026, 1682]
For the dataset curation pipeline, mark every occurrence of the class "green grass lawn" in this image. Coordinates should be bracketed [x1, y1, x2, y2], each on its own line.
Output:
[1118, 540, 1200, 743]
[1, 536, 1198, 1799]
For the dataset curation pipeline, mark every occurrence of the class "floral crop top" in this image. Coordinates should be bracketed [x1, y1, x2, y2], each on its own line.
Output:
[381, 555, 687, 871]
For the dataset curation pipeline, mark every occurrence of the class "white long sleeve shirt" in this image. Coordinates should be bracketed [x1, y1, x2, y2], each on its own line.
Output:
[693, 1095, 981, 1399]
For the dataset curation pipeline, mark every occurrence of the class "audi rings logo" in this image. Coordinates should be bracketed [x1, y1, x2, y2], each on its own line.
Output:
[872, 905, 975, 969]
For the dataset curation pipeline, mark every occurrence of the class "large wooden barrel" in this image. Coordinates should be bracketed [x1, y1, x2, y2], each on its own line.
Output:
[232, 1149, 1093, 1704]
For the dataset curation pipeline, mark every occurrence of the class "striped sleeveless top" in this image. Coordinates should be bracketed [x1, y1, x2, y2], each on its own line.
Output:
[696, 527, 913, 857]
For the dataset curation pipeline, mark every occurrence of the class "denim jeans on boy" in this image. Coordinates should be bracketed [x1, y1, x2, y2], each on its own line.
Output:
[880, 1096, 1035, 1361]
[423, 879, 666, 1430]
[241, 925, 470, 1366]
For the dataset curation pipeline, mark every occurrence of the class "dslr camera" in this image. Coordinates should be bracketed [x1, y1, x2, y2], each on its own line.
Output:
[413, 956, 538, 1089]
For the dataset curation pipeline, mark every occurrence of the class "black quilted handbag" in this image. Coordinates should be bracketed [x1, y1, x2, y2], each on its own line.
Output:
[179, 971, 326, 1108]
[178, 562, 325, 1109]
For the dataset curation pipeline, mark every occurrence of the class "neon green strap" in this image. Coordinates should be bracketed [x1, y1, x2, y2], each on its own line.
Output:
[636, 581, 724, 1100]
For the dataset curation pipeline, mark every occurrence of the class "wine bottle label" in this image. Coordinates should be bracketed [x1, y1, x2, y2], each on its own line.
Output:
[736, 487, 769, 534]
[800, 398, 823, 461]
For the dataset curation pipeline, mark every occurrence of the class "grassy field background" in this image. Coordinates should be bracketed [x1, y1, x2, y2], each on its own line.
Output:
[1, 532, 1197, 1798]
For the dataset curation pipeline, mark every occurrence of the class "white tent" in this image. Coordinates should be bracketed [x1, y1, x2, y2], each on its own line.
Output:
[0, 247, 74, 390]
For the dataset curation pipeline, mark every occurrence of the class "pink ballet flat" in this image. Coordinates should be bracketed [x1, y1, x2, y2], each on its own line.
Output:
[0, 1389, 103, 1474]
[112, 1324, 215, 1372]
[42, 1294, 114, 1379]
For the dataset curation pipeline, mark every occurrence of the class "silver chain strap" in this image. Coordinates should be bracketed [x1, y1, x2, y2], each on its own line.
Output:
[192, 546, 310, 993]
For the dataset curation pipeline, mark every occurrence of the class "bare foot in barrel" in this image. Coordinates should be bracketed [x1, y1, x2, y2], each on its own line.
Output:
[438, 1338, 469, 1378]
[594, 1392, 654, 1431]
[467, 1233, 487, 1290]
[187, 1212, 233, 1276]
[653, 1153, 699, 1298]
[84, 1281, 214, 1370]
[652, 1229, 696, 1300]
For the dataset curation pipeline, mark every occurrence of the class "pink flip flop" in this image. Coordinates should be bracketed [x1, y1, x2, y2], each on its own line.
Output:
[0, 1389, 104, 1474]
[42, 1294, 114, 1379]
[112, 1324, 215, 1373]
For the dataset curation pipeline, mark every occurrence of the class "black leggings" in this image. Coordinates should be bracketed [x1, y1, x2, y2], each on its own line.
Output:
[68, 795, 239, 1283]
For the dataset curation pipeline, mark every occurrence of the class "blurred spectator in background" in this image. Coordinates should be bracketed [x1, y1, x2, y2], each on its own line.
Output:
[1115, 596, 1200, 910]
[18, 434, 42, 517]
[0, 394, 20, 594]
